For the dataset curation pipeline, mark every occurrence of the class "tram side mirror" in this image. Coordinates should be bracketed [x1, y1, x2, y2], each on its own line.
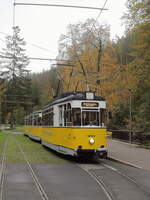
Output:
[108, 111, 112, 119]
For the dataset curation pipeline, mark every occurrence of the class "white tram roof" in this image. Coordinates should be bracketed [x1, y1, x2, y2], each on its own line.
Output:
[24, 92, 106, 119]
[43, 91, 105, 109]
[24, 110, 42, 119]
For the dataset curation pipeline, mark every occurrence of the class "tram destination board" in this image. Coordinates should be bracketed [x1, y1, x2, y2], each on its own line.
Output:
[82, 102, 99, 107]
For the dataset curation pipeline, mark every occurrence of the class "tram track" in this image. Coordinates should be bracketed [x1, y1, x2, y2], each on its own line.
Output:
[15, 139, 49, 200]
[0, 140, 7, 200]
[1, 132, 150, 200]
[16, 134, 150, 200]
[76, 159, 150, 200]
[76, 163, 115, 200]
[100, 160, 150, 196]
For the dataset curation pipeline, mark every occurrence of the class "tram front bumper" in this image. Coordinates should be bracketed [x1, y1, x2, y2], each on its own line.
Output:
[96, 148, 108, 158]
[76, 148, 107, 158]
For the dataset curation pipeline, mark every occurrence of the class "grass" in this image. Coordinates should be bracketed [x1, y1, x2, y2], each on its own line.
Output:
[0, 130, 8, 153]
[140, 141, 150, 149]
[0, 129, 70, 164]
[16, 134, 70, 164]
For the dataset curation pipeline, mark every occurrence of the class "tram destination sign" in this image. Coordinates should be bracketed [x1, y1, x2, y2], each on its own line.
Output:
[82, 102, 99, 107]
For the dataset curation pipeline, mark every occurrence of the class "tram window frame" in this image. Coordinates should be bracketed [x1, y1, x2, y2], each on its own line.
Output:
[100, 108, 106, 127]
[42, 107, 54, 126]
[64, 104, 67, 126]
[59, 103, 73, 127]
[59, 105, 63, 126]
[33, 114, 42, 126]
[29, 116, 32, 126]
[33, 115, 38, 125]
[65, 103, 72, 126]
[72, 108, 81, 126]
[38, 115, 42, 126]
[82, 110, 100, 126]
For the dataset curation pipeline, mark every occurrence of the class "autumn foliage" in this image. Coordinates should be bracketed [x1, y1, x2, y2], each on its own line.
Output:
[30, 1, 150, 132]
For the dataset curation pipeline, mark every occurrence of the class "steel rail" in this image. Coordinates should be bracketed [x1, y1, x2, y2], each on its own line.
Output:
[16, 140, 49, 200]
[76, 164, 115, 200]
[101, 161, 150, 196]
[0, 140, 8, 200]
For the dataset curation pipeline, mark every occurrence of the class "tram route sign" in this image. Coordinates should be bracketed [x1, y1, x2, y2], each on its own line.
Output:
[82, 102, 99, 107]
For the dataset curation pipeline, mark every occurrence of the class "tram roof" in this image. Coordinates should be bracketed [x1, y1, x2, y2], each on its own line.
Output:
[43, 91, 105, 108]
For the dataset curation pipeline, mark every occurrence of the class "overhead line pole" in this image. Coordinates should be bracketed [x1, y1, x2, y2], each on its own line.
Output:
[14, 3, 108, 11]
[13, 0, 16, 27]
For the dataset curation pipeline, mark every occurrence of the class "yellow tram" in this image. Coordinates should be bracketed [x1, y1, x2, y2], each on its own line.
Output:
[24, 91, 108, 158]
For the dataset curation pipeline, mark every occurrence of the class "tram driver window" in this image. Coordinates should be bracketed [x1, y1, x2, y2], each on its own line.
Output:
[82, 111, 99, 126]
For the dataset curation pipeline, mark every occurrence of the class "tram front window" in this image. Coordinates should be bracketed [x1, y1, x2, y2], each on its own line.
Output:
[82, 111, 99, 126]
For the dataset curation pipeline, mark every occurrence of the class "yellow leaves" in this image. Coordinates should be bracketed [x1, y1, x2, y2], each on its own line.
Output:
[58, 43, 134, 110]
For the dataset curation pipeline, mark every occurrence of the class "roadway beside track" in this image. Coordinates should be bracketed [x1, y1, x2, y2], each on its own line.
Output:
[107, 139, 150, 171]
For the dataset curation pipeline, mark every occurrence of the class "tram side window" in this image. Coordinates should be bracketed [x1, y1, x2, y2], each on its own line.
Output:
[49, 112, 53, 126]
[59, 106, 63, 126]
[64, 104, 67, 126]
[38, 116, 42, 126]
[42, 114, 49, 126]
[59, 103, 73, 126]
[65, 103, 72, 126]
[72, 108, 81, 126]
[65, 110, 72, 123]
[33, 118, 36, 125]
[33, 116, 37, 125]
[42, 107, 53, 126]
[29, 117, 32, 125]
[100, 108, 106, 126]
[33, 115, 42, 126]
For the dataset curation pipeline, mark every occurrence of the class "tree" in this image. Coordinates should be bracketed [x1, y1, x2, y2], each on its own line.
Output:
[29, 67, 60, 109]
[123, 0, 150, 29]
[123, 0, 150, 131]
[0, 26, 31, 128]
[57, 19, 132, 112]
[57, 18, 110, 93]
[109, 0, 150, 131]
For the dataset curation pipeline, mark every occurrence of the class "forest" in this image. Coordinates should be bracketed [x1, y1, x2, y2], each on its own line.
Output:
[0, 0, 150, 133]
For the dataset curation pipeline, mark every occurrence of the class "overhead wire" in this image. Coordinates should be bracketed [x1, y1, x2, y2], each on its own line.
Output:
[28, 43, 51, 52]
[0, 38, 5, 44]
[0, 32, 8, 36]
[14, 2, 108, 11]
[2, 0, 109, 75]
[71, 0, 109, 91]
[95, 0, 108, 23]
[11, 0, 108, 64]
[0, 31, 58, 60]
[62, 0, 109, 91]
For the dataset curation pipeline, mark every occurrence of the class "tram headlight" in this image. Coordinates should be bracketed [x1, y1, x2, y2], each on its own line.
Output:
[89, 137, 95, 145]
